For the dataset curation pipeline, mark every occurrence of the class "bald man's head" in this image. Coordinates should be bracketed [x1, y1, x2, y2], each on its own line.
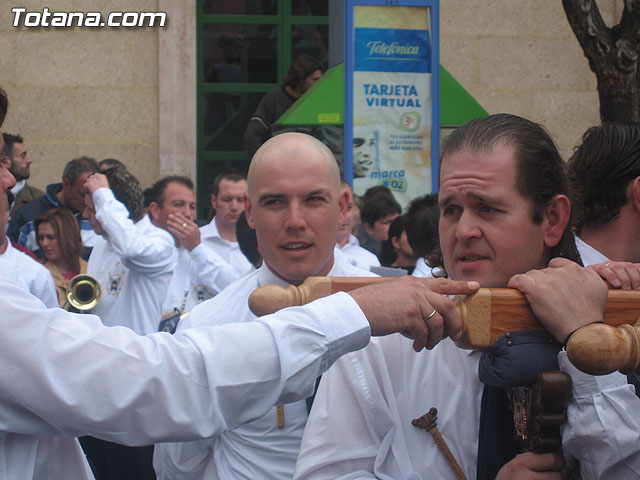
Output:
[248, 132, 341, 194]
[244, 132, 348, 285]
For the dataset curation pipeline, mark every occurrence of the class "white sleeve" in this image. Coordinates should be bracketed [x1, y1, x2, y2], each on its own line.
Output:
[188, 242, 243, 296]
[559, 352, 640, 479]
[93, 188, 175, 273]
[0, 277, 370, 445]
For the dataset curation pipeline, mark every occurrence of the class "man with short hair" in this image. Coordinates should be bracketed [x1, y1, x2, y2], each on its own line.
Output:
[358, 190, 401, 259]
[153, 133, 479, 480]
[334, 180, 380, 270]
[3, 133, 44, 215]
[295, 114, 640, 480]
[8, 155, 99, 257]
[0, 168, 57, 308]
[200, 170, 253, 275]
[405, 193, 441, 277]
[568, 123, 640, 277]
[82, 166, 177, 480]
[148, 175, 243, 330]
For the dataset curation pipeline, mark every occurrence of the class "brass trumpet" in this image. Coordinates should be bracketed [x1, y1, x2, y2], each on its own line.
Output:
[67, 274, 101, 311]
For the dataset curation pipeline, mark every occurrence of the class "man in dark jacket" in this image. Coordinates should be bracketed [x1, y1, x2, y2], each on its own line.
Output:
[8, 156, 98, 257]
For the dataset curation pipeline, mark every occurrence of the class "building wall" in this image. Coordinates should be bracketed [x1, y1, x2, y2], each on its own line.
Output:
[441, 0, 621, 159]
[0, 1, 623, 195]
[0, 0, 161, 192]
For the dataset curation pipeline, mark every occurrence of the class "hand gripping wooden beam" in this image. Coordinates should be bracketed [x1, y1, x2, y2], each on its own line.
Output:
[248, 276, 640, 376]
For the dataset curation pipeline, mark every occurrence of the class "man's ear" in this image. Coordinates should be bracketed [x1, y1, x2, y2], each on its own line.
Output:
[542, 194, 571, 248]
[337, 189, 349, 224]
[629, 177, 640, 213]
[148, 202, 161, 224]
[210, 193, 217, 210]
[244, 193, 256, 228]
[62, 177, 71, 189]
[363, 222, 374, 237]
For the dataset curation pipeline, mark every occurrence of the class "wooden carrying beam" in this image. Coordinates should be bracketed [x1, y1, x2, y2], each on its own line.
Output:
[248, 276, 640, 375]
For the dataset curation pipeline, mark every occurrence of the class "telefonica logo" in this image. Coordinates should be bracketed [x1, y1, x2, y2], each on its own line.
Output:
[366, 41, 420, 57]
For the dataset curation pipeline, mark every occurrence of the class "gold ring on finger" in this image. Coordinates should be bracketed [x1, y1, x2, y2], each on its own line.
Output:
[427, 309, 437, 320]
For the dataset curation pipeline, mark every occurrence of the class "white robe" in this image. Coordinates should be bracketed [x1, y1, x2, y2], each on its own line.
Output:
[87, 188, 176, 334]
[154, 259, 375, 480]
[295, 248, 640, 479]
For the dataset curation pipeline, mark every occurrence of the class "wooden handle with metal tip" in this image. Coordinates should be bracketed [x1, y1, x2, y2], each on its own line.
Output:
[249, 277, 640, 375]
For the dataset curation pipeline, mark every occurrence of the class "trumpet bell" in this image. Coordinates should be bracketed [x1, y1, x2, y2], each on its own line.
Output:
[67, 274, 101, 311]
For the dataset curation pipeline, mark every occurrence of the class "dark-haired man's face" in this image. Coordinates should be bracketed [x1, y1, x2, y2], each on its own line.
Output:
[62, 171, 93, 212]
[302, 69, 322, 93]
[82, 191, 106, 236]
[0, 146, 16, 250]
[8, 142, 32, 181]
[211, 179, 247, 232]
[365, 213, 398, 241]
[438, 143, 553, 288]
[150, 181, 196, 231]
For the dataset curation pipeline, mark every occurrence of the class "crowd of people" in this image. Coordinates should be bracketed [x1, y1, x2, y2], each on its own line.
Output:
[3, 77, 640, 480]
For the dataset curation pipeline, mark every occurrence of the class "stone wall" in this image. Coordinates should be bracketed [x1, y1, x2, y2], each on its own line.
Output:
[441, 0, 621, 159]
[0, 0, 160, 191]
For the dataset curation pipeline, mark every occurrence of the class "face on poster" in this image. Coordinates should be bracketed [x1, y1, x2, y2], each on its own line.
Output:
[352, 5, 433, 206]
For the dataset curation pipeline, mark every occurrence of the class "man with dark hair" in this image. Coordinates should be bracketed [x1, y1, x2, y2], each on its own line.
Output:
[335, 180, 380, 270]
[568, 123, 640, 276]
[243, 54, 323, 159]
[358, 190, 401, 258]
[0, 173, 57, 308]
[148, 175, 243, 331]
[3, 133, 44, 214]
[98, 157, 126, 172]
[405, 193, 441, 277]
[295, 114, 640, 479]
[81, 167, 177, 479]
[8, 155, 99, 257]
[200, 170, 254, 275]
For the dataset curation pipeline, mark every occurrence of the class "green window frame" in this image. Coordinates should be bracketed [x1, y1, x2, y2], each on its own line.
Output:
[196, 0, 328, 218]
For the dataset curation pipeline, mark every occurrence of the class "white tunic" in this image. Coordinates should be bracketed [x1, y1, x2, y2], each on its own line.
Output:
[334, 234, 381, 271]
[295, 334, 640, 480]
[87, 188, 176, 334]
[161, 243, 244, 318]
[295, 251, 640, 480]
[200, 217, 254, 275]
[0, 275, 370, 480]
[0, 237, 58, 308]
[411, 257, 431, 278]
[575, 236, 608, 266]
[0, 241, 93, 480]
[154, 259, 375, 480]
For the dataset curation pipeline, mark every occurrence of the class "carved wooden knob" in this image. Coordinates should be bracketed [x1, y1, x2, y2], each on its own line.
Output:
[566, 322, 640, 375]
[248, 284, 303, 317]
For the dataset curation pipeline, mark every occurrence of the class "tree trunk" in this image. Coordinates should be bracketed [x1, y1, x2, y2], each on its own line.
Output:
[563, 0, 640, 122]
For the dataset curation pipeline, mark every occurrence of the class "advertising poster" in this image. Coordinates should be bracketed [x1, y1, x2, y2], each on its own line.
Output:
[348, 4, 437, 206]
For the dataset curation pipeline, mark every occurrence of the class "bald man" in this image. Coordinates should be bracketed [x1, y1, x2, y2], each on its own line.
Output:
[153, 133, 478, 480]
